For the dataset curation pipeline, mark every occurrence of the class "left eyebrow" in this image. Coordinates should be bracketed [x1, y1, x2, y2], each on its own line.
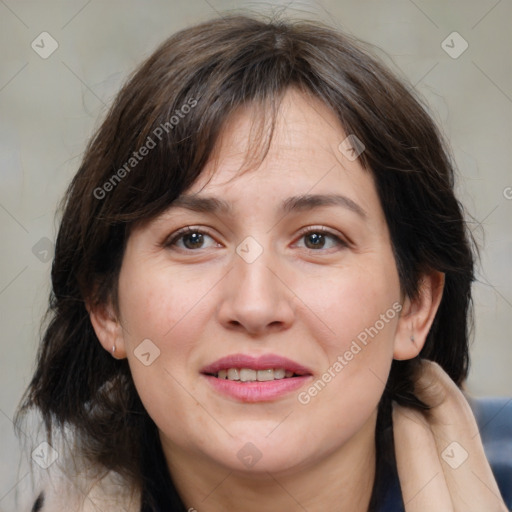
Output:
[281, 193, 367, 219]
[168, 193, 367, 219]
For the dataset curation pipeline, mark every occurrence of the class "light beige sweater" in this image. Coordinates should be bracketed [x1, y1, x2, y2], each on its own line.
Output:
[27, 457, 141, 511]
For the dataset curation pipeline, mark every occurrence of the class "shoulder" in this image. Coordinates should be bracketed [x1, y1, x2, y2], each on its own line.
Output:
[27, 452, 141, 512]
[468, 396, 512, 508]
[377, 395, 512, 512]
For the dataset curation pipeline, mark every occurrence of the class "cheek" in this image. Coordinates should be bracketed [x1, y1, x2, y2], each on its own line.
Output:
[295, 310, 396, 452]
[117, 260, 219, 442]
[294, 251, 401, 352]
[117, 261, 214, 348]
[292, 254, 399, 419]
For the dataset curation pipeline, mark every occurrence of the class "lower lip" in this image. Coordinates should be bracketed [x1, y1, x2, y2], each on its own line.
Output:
[203, 374, 311, 402]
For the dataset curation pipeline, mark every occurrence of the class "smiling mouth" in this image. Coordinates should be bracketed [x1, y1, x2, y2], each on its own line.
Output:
[201, 356, 312, 402]
[206, 368, 308, 382]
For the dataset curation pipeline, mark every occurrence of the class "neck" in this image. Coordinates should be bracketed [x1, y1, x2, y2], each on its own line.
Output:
[160, 410, 377, 512]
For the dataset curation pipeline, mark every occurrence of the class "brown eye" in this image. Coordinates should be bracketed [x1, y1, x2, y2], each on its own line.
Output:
[295, 227, 347, 251]
[166, 227, 218, 251]
[180, 232, 206, 250]
[304, 232, 328, 249]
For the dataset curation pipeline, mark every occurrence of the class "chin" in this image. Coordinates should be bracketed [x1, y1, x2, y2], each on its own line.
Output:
[230, 447, 309, 476]
[207, 430, 319, 475]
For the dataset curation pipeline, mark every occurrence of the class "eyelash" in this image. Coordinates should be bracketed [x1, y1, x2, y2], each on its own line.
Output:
[295, 226, 348, 251]
[164, 225, 348, 252]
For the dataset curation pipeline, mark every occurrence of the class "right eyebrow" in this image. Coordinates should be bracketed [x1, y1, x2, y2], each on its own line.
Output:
[168, 195, 233, 215]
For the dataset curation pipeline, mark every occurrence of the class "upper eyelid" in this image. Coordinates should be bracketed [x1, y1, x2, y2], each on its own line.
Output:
[163, 226, 215, 246]
[294, 227, 348, 247]
[164, 225, 347, 248]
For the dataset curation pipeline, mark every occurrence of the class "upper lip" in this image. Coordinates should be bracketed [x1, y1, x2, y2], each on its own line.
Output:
[201, 353, 312, 375]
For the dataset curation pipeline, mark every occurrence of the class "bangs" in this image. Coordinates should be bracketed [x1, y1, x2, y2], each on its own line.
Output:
[80, 15, 382, 234]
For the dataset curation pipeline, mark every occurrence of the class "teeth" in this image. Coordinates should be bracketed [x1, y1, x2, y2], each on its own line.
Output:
[227, 368, 240, 380]
[215, 368, 295, 381]
[240, 369, 256, 382]
[257, 369, 274, 381]
[273, 368, 285, 379]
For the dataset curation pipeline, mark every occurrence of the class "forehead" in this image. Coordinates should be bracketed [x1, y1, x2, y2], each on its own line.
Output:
[185, 88, 381, 219]
[195, 88, 349, 183]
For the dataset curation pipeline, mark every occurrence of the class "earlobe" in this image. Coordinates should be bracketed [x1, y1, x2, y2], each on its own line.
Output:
[393, 271, 445, 361]
[87, 301, 127, 359]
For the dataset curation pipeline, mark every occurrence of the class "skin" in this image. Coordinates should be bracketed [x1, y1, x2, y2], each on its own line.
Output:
[393, 360, 508, 512]
[90, 88, 505, 511]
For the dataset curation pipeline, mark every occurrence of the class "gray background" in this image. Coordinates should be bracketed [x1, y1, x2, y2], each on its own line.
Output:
[1, 0, 511, 509]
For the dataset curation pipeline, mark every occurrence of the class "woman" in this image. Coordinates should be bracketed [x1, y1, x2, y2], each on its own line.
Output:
[15, 13, 510, 512]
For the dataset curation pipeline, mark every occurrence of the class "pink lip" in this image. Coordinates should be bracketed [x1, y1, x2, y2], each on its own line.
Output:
[201, 353, 313, 403]
[204, 375, 311, 402]
[201, 353, 312, 375]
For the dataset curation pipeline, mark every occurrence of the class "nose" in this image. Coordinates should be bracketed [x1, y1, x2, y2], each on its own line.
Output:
[216, 242, 295, 336]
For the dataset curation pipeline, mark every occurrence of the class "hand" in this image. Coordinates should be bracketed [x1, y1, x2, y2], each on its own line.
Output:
[392, 359, 508, 512]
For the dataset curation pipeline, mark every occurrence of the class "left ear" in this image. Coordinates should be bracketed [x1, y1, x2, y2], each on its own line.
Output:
[393, 270, 445, 360]
[87, 299, 127, 359]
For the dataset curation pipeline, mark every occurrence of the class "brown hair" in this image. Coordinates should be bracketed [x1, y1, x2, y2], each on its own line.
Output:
[16, 12, 475, 510]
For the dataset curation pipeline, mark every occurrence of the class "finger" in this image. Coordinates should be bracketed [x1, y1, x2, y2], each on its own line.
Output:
[393, 402, 453, 512]
[413, 360, 507, 512]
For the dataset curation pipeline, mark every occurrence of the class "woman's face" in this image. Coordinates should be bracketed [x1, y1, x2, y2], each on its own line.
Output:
[115, 88, 404, 474]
